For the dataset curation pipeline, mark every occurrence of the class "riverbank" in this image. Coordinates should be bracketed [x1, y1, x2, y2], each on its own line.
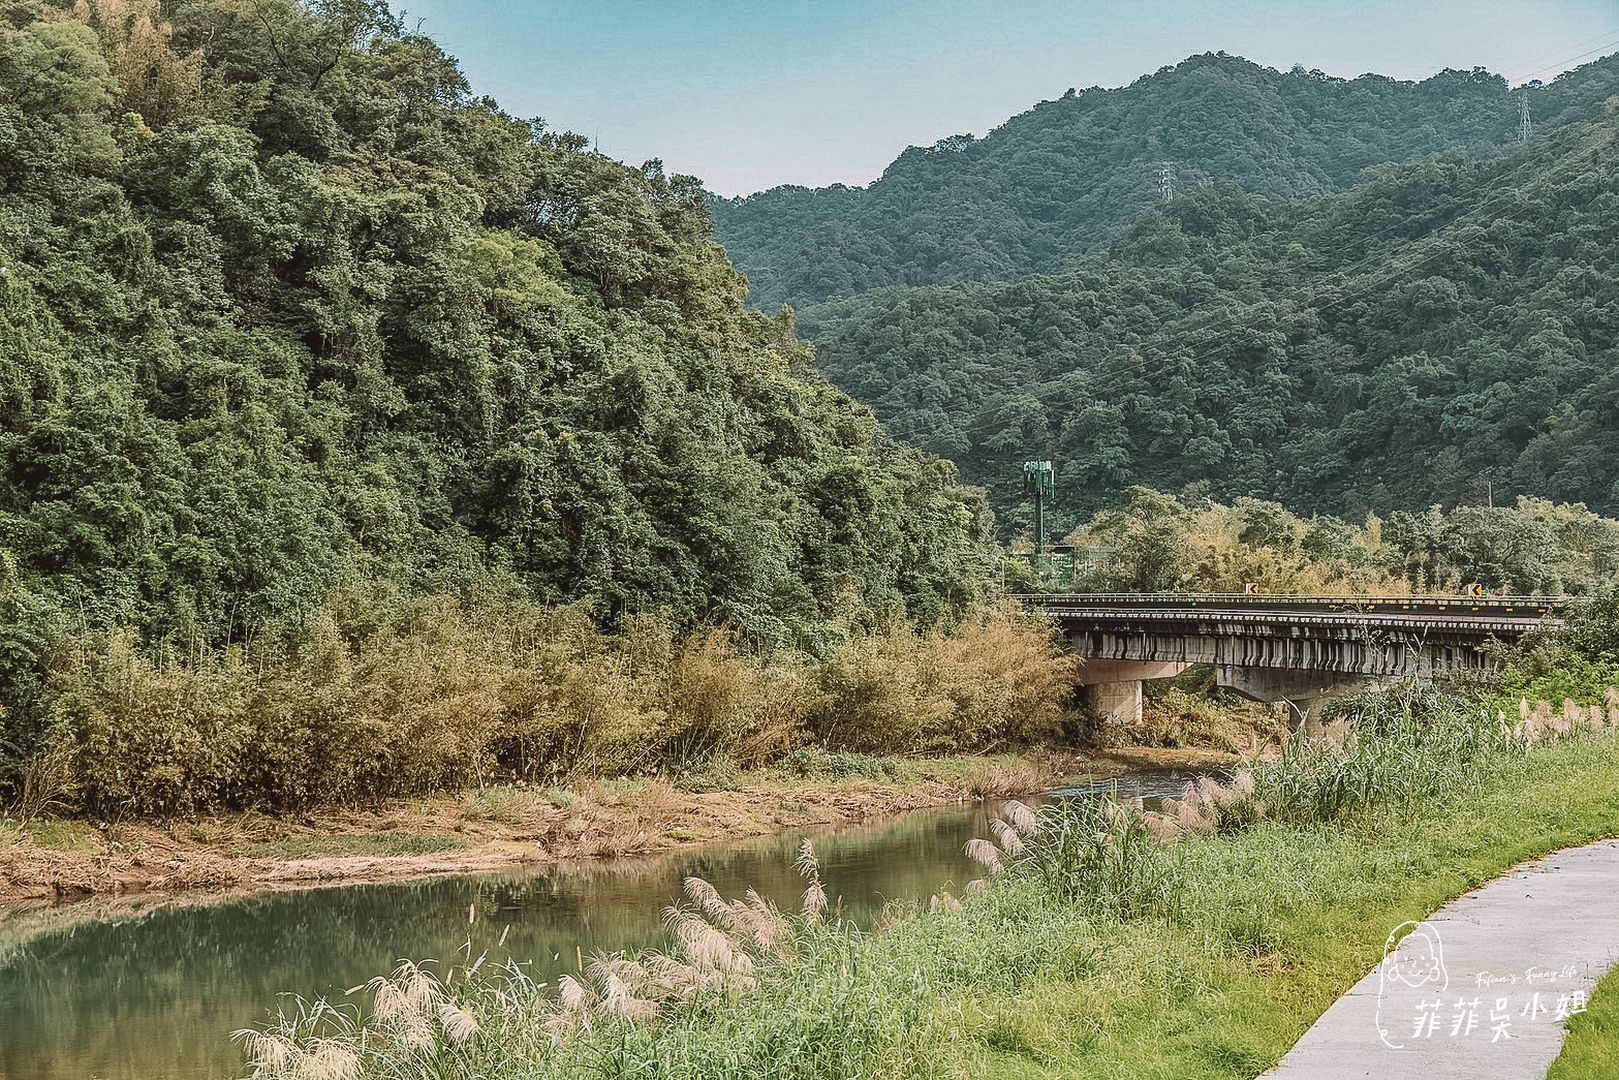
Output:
[0, 746, 1225, 903]
[236, 693, 1619, 1080]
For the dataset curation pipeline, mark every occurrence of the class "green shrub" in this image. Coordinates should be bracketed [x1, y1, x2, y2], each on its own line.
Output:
[776, 746, 898, 781]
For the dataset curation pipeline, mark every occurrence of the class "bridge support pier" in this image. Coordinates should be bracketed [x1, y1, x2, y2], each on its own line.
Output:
[1078, 659, 1190, 726]
[1215, 666, 1381, 724]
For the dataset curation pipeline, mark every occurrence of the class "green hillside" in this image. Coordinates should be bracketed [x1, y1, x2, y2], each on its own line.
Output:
[0, 0, 995, 768]
[713, 52, 1619, 311]
[806, 101, 1619, 537]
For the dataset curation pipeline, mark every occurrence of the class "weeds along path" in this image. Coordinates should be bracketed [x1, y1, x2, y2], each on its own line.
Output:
[1267, 838, 1619, 1079]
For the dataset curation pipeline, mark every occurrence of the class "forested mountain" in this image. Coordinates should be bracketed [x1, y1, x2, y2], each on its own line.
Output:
[808, 100, 1619, 538]
[0, 0, 995, 741]
[713, 52, 1619, 311]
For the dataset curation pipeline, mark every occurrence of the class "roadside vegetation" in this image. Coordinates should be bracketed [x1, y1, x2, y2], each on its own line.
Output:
[234, 598, 1619, 1080]
[1549, 967, 1619, 1080]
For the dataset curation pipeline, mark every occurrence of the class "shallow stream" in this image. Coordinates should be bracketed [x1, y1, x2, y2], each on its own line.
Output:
[0, 769, 1196, 1079]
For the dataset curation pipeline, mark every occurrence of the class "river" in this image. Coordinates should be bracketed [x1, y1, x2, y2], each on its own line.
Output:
[0, 770, 1196, 1079]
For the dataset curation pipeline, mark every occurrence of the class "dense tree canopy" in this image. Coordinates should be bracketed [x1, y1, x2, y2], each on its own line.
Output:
[1051, 488, 1619, 596]
[713, 52, 1619, 311]
[0, 0, 998, 766]
[802, 96, 1619, 539]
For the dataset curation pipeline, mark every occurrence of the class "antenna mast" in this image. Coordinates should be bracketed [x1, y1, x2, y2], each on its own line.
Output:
[1022, 461, 1056, 580]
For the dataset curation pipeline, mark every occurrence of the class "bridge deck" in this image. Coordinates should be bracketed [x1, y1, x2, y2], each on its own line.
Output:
[1018, 592, 1564, 614]
[1017, 593, 1565, 634]
[1018, 593, 1570, 701]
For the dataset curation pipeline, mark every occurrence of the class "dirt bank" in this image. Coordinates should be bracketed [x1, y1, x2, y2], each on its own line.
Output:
[0, 748, 1229, 905]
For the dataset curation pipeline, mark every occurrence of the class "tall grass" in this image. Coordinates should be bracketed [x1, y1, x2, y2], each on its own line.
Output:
[968, 682, 1619, 925]
[962, 797, 1172, 920]
[1245, 688, 1507, 824]
[1143, 681, 1619, 847]
[229, 681, 1619, 1080]
[238, 845, 844, 1080]
[24, 592, 1073, 816]
[1547, 965, 1619, 1080]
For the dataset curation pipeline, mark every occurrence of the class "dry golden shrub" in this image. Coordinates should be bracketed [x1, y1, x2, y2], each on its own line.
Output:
[810, 619, 954, 754]
[43, 592, 1077, 814]
[934, 607, 1077, 749]
[811, 606, 1073, 755]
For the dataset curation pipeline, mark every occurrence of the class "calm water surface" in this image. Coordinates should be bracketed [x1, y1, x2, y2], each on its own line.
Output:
[0, 770, 1194, 1080]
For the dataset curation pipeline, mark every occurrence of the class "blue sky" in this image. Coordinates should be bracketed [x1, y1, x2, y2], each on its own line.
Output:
[394, 0, 1619, 196]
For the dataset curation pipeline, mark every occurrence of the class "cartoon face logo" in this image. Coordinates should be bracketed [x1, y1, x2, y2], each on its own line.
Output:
[1375, 921, 1448, 1049]
[1383, 923, 1447, 989]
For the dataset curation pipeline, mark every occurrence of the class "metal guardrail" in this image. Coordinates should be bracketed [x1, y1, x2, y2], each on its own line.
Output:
[1014, 594, 1569, 639]
[1015, 593, 1569, 617]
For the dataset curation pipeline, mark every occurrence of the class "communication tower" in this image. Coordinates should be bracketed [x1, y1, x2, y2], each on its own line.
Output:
[1022, 460, 1056, 573]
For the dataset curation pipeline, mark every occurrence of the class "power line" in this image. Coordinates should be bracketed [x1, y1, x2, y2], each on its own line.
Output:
[1001, 37, 1619, 378]
[963, 123, 1611, 435]
[1506, 29, 1619, 85]
[1508, 27, 1619, 78]
[979, 110, 1587, 420]
[1110, 131, 1610, 418]
[1159, 121, 1613, 356]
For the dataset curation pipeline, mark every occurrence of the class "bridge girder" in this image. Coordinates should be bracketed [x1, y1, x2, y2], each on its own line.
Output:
[1024, 593, 1566, 729]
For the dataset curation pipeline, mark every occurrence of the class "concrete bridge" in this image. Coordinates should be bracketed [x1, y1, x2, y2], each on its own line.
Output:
[1017, 593, 1569, 723]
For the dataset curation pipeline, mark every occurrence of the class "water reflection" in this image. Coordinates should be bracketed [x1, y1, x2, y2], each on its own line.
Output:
[0, 771, 1197, 1080]
[1047, 768, 1202, 803]
[0, 802, 995, 1080]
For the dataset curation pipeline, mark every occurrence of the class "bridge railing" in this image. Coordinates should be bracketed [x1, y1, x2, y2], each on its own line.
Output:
[1015, 593, 1569, 617]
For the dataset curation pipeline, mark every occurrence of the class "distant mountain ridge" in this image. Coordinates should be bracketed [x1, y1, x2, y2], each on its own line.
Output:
[712, 52, 1619, 312]
[803, 100, 1619, 534]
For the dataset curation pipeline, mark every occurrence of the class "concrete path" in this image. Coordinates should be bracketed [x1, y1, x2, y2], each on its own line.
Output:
[1267, 838, 1619, 1079]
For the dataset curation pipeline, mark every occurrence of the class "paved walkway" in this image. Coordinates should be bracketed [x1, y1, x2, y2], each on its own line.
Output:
[1268, 838, 1619, 1079]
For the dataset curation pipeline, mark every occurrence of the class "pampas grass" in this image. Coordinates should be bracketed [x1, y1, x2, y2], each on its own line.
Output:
[231, 685, 1619, 1080]
[964, 837, 1005, 875]
[796, 840, 828, 925]
[240, 836, 843, 1077]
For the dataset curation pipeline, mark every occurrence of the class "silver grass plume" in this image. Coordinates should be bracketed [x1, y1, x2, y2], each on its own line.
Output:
[437, 1003, 479, 1045]
[964, 837, 1004, 874]
[796, 839, 828, 924]
[989, 818, 1024, 856]
[1001, 799, 1038, 834]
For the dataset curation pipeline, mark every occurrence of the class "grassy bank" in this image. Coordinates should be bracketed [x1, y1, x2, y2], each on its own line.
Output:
[237, 689, 1619, 1079]
[1, 748, 1118, 901]
[1549, 967, 1619, 1080]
